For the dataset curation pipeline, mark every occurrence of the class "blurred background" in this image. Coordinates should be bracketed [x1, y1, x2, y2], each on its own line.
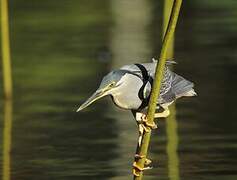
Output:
[0, 0, 237, 180]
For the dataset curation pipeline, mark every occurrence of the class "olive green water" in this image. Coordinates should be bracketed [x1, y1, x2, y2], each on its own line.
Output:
[0, 0, 237, 180]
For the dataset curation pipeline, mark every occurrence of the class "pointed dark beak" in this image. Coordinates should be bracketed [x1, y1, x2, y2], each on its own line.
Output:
[76, 90, 106, 112]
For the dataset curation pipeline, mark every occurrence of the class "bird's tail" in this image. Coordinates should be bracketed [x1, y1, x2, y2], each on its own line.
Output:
[171, 73, 197, 98]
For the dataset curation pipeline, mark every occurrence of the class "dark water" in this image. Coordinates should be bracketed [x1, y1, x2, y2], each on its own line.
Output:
[0, 0, 237, 180]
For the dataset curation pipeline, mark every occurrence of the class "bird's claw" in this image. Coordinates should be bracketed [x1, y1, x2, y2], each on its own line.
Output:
[144, 121, 158, 131]
[136, 113, 158, 146]
[134, 113, 155, 176]
[145, 158, 152, 166]
[135, 154, 152, 166]
[132, 159, 153, 177]
[141, 115, 158, 131]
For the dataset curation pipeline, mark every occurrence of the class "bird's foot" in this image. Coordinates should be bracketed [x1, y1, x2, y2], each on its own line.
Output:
[137, 123, 156, 147]
[133, 155, 153, 177]
[136, 113, 148, 133]
[136, 113, 157, 133]
[141, 114, 158, 131]
[134, 154, 152, 166]
[133, 162, 152, 176]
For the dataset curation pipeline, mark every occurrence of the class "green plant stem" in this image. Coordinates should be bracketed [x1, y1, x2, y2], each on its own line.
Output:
[163, 1, 180, 180]
[1, 0, 13, 99]
[163, 0, 174, 57]
[133, 0, 182, 179]
[2, 100, 12, 180]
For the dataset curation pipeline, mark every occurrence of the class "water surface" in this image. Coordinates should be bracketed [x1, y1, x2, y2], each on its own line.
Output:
[0, 0, 237, 180]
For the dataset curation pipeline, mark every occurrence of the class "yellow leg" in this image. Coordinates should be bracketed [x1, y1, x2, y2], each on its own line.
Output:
[154, 108, 170, 118]
[134, 112, 154, 176]
[138, 124, 144, 147]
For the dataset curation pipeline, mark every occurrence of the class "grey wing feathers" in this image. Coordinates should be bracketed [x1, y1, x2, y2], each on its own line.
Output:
[120, 60, 196, 104]
[159, 73, 196, 104]
[120, 62, 156, 78]
[171, 73, 196, 98]
[120, 61, 176, 77]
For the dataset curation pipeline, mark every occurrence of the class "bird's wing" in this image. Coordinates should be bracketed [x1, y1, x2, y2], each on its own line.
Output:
[159, 67, 197, 103]
[120, 61, 176, 77]
[120, 62, 156, 79]
[121, 60, 174, 90]
[170, 73, 196, 98]
[121, 60, 191, 105]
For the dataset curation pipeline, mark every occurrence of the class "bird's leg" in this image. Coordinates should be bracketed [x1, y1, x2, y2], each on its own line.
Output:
[133, 112, 154, 176]
[138, 124, 144, 147]
[154, 108, 170, 118]
[135, 112, 146, 146]
[154, 107, 170, 118]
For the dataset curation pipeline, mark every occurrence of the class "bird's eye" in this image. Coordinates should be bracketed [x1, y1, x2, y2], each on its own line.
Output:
[109, 82, 115, 87]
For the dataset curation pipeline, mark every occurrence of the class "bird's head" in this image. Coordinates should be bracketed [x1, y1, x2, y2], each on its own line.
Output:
[77, 70, 128, 112]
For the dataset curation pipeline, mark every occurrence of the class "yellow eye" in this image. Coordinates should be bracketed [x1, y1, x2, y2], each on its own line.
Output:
[109, 82, 115, 87]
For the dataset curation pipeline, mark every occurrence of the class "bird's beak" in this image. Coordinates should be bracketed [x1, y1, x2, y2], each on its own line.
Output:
[76, 89, 107, 112]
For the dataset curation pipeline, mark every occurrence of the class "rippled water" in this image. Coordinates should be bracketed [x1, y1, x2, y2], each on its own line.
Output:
[0, 0, 237, 180]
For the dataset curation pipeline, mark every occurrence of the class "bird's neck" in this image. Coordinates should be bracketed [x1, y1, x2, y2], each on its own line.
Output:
[110, 74, 143, 110]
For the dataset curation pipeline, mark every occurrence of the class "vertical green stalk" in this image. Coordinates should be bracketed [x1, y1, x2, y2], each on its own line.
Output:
[166, 105, 180, 180]
[2, 100, 13, 180]
[163, 0, 174, 57]
[134, 0, 182, 179]
[163, 1, 180, 180]
[1, 0, 13, 99]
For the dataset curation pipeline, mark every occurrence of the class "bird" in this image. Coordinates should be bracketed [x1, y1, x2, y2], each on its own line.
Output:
[77, 57, 196, 117]
[77, 58, 196, 173]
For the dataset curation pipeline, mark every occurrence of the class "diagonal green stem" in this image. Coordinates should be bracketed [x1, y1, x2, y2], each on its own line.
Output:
[133, 0, 182, 179]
